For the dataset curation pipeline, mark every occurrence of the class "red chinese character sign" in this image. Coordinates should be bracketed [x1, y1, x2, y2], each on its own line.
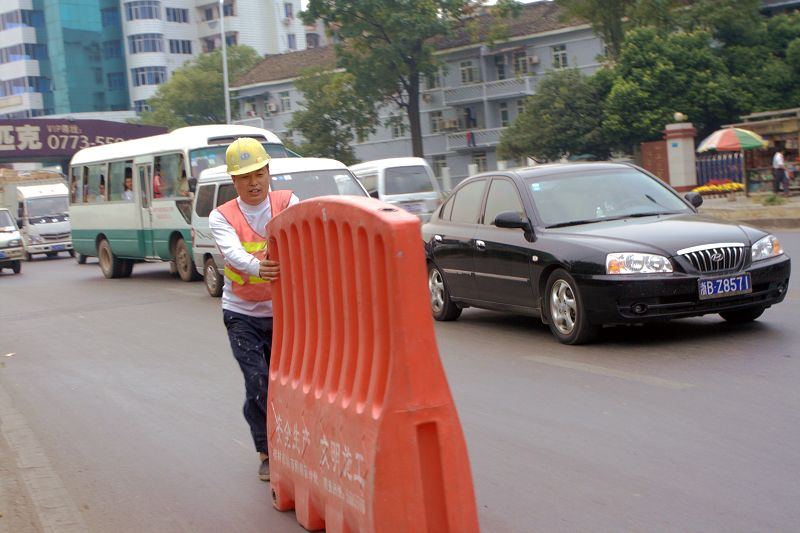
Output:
[0, 119, 166, 165]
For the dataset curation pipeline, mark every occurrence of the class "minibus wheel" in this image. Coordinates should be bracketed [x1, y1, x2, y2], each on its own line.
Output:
[174, 238, 200, 282]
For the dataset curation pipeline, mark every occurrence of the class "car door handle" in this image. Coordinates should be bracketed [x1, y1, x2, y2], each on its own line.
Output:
[475, 240, 486, 251]
[434, 235, 442, 242]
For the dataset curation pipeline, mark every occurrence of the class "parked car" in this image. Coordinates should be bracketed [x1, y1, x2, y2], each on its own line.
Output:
[422, 162, 791, 344]
[349, 157, 442, 222]
[191, 157, 369, 297]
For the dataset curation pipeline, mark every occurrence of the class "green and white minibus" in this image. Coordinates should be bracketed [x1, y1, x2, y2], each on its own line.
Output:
[69, 124, 289, 280]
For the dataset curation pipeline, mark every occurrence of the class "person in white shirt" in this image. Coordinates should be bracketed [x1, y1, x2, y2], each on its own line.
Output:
[773, 148, 787, 195]
[209, 138, 298, 482]
[122, 168, 134, 201]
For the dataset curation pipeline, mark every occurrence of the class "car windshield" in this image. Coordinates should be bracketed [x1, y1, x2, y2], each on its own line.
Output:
[190, 142, 288, 178]
[525, 168, 691, 227]
[270, 169, 368, 199]
[384, 166, 434, 195]
[27, 196, 69, 217]
[0, 209, 15, 228]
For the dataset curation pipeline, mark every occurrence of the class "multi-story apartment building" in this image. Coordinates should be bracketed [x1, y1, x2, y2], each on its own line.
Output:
[230, 2, 605, 182]
[1, 0, 305, 118]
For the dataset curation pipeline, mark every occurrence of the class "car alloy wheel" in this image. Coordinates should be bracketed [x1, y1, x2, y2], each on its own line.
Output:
[204, 256, 222, 297]
[550, 279, 577, 336]
[427, 263, 461, 321]
[545, 269, 597, 345]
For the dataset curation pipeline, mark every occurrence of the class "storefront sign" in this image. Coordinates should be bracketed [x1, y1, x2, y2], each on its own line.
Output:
[0, 119, 166, 161]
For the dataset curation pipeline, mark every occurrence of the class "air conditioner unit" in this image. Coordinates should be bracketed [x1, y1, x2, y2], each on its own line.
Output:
[527, 55, 540, 66]
[422, 93, 433, 103]
[282, 17, 291, 25]
[444, 119, 458, 130]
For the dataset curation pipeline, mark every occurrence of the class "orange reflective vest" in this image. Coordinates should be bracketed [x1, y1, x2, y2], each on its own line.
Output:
[216, 190, 293, 302]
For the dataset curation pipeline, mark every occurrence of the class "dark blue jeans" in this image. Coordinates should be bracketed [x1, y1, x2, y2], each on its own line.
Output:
[223, 310, 273, 455]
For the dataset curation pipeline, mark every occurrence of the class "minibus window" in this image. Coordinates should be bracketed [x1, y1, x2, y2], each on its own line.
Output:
[384, 166, 435, 194]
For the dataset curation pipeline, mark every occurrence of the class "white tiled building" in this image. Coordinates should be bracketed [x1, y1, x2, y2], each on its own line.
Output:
[0, 0, 305, 118]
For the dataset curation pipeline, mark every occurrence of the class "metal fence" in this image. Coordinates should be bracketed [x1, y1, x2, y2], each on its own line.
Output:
[696, 153, 744, 185]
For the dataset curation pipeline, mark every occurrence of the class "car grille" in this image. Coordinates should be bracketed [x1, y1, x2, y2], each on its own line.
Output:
[42, 232, 70, 242]
[679, 245, 745, 273]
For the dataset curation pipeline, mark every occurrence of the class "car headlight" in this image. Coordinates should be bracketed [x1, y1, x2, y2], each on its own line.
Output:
[8, 239, 20, 247]
[29, 235, 42, 244]
[606, 253, 673, 274]
[751, 235, 783, 262]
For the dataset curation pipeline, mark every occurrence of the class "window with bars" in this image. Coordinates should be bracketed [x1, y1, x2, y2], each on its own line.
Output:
[430, 111, 444, 133]
[169, 40, 192, 54]
[472, 152, 487, 173]
[284, 2, 294, 18]
[495, 55, 507, 81]
[552, 44, 568, 69]
[131, 66, 167, 86]
[128, 34, 164, 54]
[166, 7, 188, 22]
[513, 51, 528, 75]
[125, 1, 161, 21]
[499, 102, 509, 127]
[287, 34, 296, 50]
[134, 100, 151, 113]
[279, 91, 291, 112]
[460, 61, 477, 84]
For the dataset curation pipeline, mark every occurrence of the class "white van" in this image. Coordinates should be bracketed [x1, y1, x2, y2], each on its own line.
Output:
[191, 157, 369, 296]
[348, 157, 442, 222]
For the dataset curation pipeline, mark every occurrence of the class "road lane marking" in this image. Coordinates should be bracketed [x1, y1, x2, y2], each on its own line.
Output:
[0, 385, 88, 533]
[524, 355, 694, 390]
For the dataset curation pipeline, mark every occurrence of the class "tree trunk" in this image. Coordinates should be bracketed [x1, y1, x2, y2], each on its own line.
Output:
[407, 70, 424, 158]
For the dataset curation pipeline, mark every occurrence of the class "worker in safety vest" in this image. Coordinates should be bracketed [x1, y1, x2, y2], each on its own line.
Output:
[209, 137, 298, 482]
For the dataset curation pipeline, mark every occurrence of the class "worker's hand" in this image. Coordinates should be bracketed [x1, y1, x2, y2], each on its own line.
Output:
[259, 259, 280, 281]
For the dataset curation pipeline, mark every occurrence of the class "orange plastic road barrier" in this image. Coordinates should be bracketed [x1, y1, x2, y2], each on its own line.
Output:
[266, 196, 479, 533]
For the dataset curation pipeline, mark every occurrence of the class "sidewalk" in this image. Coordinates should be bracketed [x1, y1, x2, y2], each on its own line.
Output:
[697, 193, 800, 230]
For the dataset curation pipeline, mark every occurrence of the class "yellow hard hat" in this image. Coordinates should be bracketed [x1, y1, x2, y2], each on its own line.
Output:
[226, 137, 271, 176]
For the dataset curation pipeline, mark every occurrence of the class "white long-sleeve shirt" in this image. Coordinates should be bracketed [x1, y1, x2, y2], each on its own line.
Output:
[209, 193, 299, 317]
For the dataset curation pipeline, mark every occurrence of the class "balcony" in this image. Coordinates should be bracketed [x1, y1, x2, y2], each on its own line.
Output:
[443, 76, 537, 106]
[446, 127, 507, 151]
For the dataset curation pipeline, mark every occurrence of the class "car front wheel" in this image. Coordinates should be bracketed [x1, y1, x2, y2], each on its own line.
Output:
[428, 263, 461, 321]
[204, 256, 223, 297]
[719, 307, 765, 323]
[545, 269, 598, 345]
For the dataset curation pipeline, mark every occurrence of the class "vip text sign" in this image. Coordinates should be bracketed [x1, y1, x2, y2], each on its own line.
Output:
[0, 119, 166, 162]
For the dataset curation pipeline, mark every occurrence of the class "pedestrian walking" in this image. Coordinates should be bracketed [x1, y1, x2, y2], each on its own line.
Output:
[772, 146, 788, 195]
[209, 137, 298, 481]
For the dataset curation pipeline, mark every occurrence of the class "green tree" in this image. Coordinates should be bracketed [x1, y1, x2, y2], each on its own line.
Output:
[602, 28, 738, 151]
[555, 0, 631, 61]
[286, 68, 378, 165]
[497, 68, 613, 161]
[137, 45, 261, 130]
[302, 0, 519, 158]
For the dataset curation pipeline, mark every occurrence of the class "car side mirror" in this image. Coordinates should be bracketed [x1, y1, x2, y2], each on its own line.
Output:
[188, 177, 197, 193]
[369, 190, 380, 199]
[684, 191, 703, 208]
[494, 211, 531, 231]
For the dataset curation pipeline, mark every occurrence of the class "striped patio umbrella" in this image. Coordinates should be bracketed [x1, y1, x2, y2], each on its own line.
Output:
[696, 127, 768, 153]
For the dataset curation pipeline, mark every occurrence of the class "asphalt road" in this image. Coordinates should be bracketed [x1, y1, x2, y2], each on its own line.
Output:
[1, 232, 799, 533]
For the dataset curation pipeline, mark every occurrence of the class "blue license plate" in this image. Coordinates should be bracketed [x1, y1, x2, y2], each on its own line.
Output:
[52, 244, 65, 251]
[698, 273, 752, 300]
[0, 251, 6, 258]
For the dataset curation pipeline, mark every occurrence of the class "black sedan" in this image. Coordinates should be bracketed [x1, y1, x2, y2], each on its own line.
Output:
[422, 163, 791, 344]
